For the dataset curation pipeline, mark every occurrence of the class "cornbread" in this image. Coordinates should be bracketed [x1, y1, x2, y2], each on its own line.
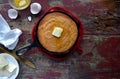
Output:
[37, 12, 78, 53]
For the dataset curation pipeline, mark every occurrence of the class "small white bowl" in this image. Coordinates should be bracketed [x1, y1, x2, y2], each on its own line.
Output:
[30, 3, 42, 14]
[8, 9, 18, 19]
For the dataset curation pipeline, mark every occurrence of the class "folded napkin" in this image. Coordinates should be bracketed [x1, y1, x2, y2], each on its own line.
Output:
[0, 14, 22, 50]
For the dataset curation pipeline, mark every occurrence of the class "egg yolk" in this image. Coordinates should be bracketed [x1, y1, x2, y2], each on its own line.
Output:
[14, 0, 29, 8]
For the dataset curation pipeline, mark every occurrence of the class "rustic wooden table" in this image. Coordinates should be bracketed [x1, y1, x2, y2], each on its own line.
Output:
[0, 0, 120, 79]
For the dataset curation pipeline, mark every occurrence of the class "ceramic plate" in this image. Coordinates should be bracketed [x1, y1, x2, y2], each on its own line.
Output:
[0, 53, 19, 79]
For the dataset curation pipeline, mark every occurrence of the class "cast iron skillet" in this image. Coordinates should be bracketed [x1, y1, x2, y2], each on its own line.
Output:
[16, 6, 84, 60]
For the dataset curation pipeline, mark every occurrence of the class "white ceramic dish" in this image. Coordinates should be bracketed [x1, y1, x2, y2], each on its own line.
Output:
[0, 53, 19, 79]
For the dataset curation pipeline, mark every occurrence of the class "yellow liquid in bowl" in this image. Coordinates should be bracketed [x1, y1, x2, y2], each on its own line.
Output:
[14, 0, 30, 9]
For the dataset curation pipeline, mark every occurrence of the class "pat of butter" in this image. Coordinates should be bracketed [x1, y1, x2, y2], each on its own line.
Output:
[19, 0, 27, 6]
[52, 27, 63, 37]
[6, 62, 17, 73]
[0, 55, 9, 69]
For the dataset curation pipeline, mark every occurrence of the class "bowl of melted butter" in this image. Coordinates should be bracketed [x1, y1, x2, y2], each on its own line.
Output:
[8, 0, 31, 10]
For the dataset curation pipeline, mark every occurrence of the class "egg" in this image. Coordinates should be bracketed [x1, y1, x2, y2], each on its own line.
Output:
[30, 3, 42, 14]
[8, 9, 18, 19]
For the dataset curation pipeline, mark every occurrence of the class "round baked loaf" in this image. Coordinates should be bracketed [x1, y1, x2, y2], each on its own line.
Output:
[37, 12, 78, 53]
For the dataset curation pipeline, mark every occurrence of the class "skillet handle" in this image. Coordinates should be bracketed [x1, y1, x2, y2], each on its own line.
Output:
[16, 42, 35, 56]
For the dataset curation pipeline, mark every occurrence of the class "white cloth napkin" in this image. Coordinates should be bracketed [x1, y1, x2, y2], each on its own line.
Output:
[0, 14, 22, 50]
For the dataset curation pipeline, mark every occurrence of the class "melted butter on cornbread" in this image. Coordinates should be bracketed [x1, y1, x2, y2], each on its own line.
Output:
[52, 27, 63, 38]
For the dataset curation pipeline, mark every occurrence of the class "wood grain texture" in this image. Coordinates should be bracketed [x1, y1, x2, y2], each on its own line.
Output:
[0, 0, 120, 79]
